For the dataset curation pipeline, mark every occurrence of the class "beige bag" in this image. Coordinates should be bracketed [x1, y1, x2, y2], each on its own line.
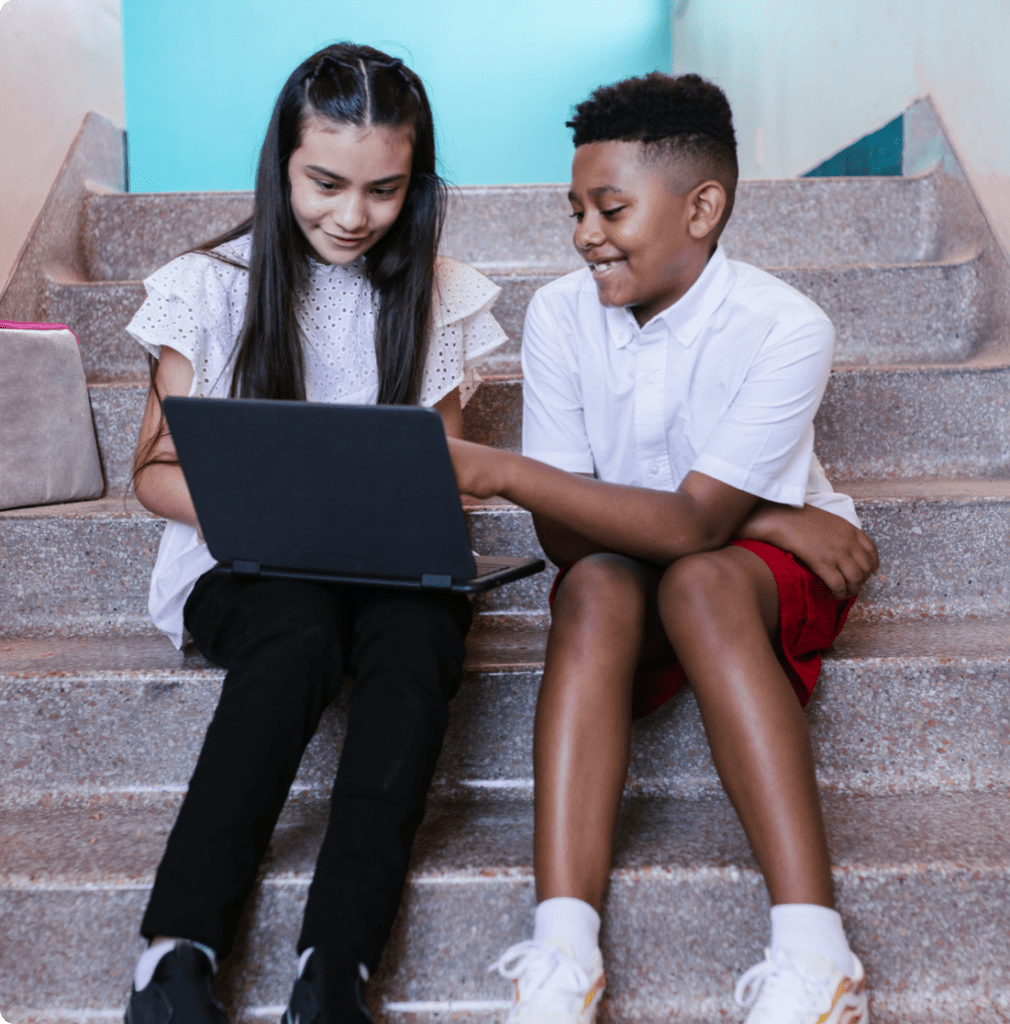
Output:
[0, 321, 104, 510]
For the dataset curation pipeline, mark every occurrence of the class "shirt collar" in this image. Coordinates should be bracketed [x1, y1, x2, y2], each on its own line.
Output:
[610, 245, 734, 350]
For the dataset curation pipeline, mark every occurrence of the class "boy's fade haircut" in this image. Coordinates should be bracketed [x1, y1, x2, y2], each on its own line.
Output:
[567, 72, 738, 234]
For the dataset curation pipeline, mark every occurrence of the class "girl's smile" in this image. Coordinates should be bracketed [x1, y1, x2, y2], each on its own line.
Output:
[288, 120, 414, 264]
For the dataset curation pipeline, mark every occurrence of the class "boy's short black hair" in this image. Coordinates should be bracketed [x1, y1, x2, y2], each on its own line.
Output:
[567, 72, 738, 230]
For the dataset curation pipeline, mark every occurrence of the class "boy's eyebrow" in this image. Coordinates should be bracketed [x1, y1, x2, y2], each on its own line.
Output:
[305, 165, 408, 186]
[568, 185, 623, 202]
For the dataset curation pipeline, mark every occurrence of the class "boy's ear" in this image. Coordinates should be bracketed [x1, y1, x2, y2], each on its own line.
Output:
[688, 180, 727, 241]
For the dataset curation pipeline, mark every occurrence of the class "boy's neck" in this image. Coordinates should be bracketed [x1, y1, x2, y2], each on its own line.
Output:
[631, 245, 715, 328]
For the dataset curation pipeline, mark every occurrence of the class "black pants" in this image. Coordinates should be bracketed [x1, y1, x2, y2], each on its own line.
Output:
[141, 570, 471, 969]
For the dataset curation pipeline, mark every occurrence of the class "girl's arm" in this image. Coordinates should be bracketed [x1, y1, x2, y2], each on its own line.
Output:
[434, 387, 463, 438]
[133, 346, 201, 531]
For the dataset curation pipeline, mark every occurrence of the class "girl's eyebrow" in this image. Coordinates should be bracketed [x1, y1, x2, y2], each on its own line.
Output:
[305, 165, 409, 186]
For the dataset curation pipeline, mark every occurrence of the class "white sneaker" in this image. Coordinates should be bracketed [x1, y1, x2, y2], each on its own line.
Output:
[488, 938, 605, 1024]
[735, 948, 868, 1024]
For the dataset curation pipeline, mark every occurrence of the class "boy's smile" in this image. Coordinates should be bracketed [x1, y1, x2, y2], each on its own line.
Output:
[569, 140, 719, 326]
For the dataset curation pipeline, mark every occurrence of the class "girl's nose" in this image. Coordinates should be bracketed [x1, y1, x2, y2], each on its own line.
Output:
[332, 192, 368, 232]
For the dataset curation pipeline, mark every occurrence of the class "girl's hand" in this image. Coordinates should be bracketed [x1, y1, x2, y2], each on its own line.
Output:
[446, 437, 512, 499]
[739, 502, 879, 599]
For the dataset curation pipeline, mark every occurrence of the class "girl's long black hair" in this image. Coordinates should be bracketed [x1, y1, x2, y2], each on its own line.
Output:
[135, 44, 446, 484]
[202, 42, 446, 404]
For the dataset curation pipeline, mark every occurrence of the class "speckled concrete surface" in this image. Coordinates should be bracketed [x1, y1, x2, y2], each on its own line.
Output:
[0, 114, 123, 325]
[1, 794, 1007, 1019]
[2, 489, 1009, 633]
[44, 276, 148, 382]
[83, 191, 254, 282]
[87, 382, 146, 496]
[3, 620, 1008, 801]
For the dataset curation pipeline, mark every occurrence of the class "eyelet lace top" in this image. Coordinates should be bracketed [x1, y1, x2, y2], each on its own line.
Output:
[126, 233, 508, 648]
[128, 233, 506, 407]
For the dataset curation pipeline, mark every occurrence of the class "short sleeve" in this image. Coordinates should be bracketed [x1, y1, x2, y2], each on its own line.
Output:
[521, 289, 595, 473]
[690, 314, 834, 506]
[125, 240, 250, 398]
[418, 257, 508, 406]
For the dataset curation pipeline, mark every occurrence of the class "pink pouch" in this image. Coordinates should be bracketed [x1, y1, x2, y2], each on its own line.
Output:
[0, 320, 103, 510]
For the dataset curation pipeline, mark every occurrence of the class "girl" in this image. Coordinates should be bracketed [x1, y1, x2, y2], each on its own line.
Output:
[125, 43, 506, 1024]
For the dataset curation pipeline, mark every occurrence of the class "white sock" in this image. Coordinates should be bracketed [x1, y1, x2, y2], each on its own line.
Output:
[533, 897, 600, 968]
[134, 939, 217, 991]
[770, 904, 854, 977]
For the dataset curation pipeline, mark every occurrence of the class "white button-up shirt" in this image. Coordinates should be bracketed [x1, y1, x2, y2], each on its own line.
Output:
[521, 246, 859, 527]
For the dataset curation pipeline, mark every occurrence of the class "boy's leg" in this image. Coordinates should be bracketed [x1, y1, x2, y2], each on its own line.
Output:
[534, 552, 663, 910]
[141, 574, 347, 958]
[656, 544, 833, 906]
[297, 588, 471, 972]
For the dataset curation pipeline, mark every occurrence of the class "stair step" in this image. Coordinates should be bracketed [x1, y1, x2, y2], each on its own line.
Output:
[462, 365, 1010, 479]
[3, 616, 1008, 802]
[2, 791, 1006, 1022]
[56, 254, 990, 385]
[89, 353, 1010, 500]
[81, 172, 976, 283]
[3, 488, 1010, 633]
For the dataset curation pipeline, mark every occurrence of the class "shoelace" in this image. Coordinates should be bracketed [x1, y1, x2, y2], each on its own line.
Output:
[734, 948, 834, 1020]
[488, 940, 592, 1014]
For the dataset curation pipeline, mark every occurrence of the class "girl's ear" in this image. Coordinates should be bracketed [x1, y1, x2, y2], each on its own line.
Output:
[688, 180, 727, 240]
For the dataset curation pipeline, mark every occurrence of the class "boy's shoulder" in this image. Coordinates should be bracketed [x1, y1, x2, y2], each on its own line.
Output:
[721, 257, 832, 333]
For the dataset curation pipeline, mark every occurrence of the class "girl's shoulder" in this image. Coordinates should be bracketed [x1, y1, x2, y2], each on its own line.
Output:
[143, 233, 252, 300]
[432, 256, 502, 329]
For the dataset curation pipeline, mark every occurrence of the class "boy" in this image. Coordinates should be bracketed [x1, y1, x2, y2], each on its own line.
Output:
[449, 73, 878, 1023]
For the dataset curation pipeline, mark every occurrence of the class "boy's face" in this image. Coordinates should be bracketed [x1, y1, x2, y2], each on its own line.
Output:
[569, 141, 707, 325]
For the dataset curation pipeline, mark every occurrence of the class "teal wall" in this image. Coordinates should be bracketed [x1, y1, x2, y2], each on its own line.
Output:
[122, 0, 671, 192]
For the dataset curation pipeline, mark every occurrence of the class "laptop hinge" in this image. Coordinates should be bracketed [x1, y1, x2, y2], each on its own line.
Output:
[232, 559, 262, 576]
[421, 573, 453, 589]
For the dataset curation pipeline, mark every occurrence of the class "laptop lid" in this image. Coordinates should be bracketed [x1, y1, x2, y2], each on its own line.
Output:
[163, 397, 478, 583]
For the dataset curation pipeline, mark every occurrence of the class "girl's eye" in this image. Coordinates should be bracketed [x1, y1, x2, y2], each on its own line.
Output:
[568, 211, 584, 222]
[372, 187, 398, 198]
[313, 179, 339, 192]
[601, 206, 625, 218]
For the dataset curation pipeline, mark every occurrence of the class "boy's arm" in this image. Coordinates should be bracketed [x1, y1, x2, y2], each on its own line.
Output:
[450, 438, 756, 564]
[737, 500, 879, 598]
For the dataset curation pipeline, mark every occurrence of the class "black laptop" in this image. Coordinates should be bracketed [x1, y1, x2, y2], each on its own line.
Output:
[162, 396, 544, 593]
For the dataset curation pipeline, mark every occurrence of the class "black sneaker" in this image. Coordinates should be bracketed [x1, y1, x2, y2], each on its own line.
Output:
[125, 939, 229, 1024]
[283, 946, 374, 1024]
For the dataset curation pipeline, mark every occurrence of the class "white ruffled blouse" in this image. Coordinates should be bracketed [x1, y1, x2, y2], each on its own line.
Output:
[127, 233, 507, 647]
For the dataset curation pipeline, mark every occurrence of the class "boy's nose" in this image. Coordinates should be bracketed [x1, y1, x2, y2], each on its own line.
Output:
[573, 213, 604, 253]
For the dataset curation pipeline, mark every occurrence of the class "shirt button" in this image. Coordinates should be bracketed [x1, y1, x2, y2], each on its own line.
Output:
[649, 463, 659, 475]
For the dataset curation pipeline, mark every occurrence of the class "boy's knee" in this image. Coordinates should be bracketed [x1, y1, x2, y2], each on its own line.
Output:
[659, 549, 746, 616]
[552, 553, 649, 624]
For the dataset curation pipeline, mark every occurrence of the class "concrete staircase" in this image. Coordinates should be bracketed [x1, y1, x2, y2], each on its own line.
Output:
[2, 115, 1008, 1022]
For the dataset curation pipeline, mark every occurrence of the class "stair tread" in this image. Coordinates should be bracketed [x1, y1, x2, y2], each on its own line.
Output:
[2, 612, 1007, 678]
[3, 789, 1006, 888]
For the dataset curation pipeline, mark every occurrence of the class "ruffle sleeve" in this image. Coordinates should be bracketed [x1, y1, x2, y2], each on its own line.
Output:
[125, 236, 251, 398]
[419, 256, 508, 407]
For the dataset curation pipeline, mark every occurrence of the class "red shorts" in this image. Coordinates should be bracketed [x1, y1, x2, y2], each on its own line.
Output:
[548, 539, 856, 720]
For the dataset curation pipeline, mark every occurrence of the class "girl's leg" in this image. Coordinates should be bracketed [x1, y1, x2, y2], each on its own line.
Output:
[656, 546, 834, 907]
[534, 553, 664, 911]
[298, 587, 471, 971]
[142, 574, 347, 957]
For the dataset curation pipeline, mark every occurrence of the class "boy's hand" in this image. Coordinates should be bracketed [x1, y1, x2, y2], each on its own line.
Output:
[739, 502, 879, 599]
[446, 437, 512, 499]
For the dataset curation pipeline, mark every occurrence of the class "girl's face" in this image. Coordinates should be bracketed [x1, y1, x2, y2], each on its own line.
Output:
[288, 118, 414, 264]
